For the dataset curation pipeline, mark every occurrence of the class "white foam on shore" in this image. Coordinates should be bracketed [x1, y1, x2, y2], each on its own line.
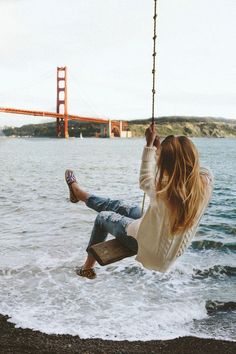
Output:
[0, 259, 208, 341]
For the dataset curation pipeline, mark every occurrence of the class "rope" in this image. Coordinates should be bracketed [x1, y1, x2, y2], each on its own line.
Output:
[152, 0, 158, 124]
[142, 0, 158, 215]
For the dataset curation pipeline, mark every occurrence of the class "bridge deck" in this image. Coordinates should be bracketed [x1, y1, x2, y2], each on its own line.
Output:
[0, 107, 110, 124]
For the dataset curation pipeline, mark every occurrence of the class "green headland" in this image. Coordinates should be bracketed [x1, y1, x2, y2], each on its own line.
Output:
[2, 116, 236, 138]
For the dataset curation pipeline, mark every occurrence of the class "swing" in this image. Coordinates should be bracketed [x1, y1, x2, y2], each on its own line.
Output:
[88, 239, 137, 266]
[88, 0, 158, 265]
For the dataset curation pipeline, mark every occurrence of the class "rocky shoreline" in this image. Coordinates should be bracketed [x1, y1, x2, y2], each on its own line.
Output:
[0, 314, 235, 354]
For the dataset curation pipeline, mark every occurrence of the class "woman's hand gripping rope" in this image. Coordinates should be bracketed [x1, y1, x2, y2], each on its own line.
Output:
[145, 123, 160, 150]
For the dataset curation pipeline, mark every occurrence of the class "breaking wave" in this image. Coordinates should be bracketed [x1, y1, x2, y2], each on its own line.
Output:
[191, 240, 236, 251]
[193, 265, 236, 278]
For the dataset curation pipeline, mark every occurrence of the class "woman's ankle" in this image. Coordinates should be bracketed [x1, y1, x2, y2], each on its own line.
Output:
[71, 183, 89, 202]
[83, 257, 96, 269]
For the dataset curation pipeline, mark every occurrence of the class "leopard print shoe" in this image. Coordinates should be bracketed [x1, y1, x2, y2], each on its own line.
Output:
[75, 266, 97, 279]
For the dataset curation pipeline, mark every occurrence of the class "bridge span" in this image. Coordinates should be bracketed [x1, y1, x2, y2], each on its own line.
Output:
[0, 106, 129, 138]
[0, 67, 131, 138]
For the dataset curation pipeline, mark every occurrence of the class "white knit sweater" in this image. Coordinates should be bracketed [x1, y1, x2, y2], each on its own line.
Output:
[126, 146, 214, 272]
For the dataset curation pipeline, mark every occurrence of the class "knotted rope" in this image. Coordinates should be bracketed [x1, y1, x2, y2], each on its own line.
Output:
[142, 0, 158, 214]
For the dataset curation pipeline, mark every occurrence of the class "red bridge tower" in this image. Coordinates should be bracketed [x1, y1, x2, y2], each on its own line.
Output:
[56, 66, 69, 138]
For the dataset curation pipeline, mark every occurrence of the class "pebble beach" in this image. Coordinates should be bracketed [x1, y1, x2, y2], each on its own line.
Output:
[1, 314, 236, 354]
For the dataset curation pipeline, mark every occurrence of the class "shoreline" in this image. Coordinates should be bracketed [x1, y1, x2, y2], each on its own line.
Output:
[0, 315, 235, 354]
[2, 116, 236, 138]
[1, 135, 235, 139]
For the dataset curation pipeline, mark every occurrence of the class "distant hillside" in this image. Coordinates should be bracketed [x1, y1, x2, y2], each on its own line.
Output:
[129, 117, 236, 138]
[3, 121, 101, 138]
[2, 116, 236, 138]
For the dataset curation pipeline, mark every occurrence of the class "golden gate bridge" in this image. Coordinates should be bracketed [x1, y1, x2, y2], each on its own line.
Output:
[0, 67, 130, 138]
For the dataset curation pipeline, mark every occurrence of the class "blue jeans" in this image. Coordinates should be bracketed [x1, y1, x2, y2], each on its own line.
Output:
[85, 195, 142, 253]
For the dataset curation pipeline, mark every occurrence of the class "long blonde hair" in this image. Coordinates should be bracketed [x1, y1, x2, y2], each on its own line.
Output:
[156, 135, 205, 236]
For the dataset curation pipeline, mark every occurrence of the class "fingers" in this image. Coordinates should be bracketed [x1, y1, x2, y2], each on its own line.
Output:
[145, 123, 158, 147]
[145, 126, 153, 136]
[151, 123, 156, 132]
[146, 124, 155, 134]
[150, 124, 156, 135]
[153, 136, 160, 149]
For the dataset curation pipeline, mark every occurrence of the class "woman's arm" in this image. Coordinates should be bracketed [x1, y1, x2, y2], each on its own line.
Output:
[139, 124, 160, 196]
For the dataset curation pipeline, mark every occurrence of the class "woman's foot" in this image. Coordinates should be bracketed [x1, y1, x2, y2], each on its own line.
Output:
[76, 255, 97, 279]
[65, 169, 79, 203]
[75, 266, 97, 279]
[65, 170, 90, 203]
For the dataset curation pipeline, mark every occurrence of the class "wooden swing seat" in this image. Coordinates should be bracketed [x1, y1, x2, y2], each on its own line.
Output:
[88, 239, 137, 266]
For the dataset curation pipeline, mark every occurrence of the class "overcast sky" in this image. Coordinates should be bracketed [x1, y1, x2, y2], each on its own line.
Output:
[0, 0, 236, 126]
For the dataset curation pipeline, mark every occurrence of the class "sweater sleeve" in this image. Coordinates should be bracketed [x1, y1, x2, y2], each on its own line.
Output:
[139, 146, 158, 197]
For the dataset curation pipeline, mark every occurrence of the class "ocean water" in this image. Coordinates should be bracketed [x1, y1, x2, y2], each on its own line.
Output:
[0, 136, 235, 341]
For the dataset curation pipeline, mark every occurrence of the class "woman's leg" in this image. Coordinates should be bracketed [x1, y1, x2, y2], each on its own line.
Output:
[84, 211, 138, 269]
[71, 182, 142, 219]
[68, 170, 141, 218]
[70, 179, 140, 270]
[86, 195, 142, 219]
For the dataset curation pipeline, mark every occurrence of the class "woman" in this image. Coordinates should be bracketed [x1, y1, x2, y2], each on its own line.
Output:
[65, 124, 213, 279]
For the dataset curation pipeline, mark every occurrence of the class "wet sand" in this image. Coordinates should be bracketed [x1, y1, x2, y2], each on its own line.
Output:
[0, 314, 235, 354]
